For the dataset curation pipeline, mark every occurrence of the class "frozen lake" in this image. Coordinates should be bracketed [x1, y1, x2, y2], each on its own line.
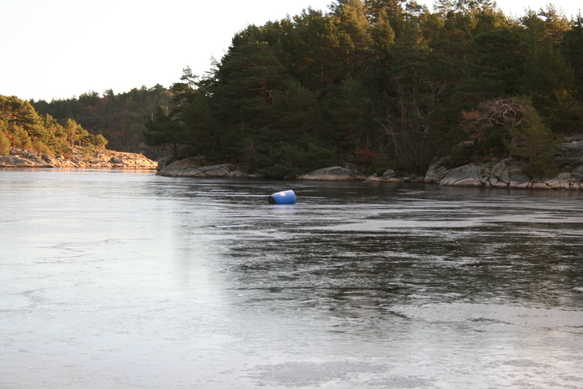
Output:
[1, 170, 583, 388]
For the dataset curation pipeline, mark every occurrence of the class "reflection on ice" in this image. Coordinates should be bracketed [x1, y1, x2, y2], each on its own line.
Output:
[318, 219, 482, 231]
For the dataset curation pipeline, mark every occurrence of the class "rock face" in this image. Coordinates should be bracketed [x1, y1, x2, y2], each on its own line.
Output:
[298, 166, 365, 181]
[555, 139, 583, 166]
[0, 147, 157, 169]
[381, 169, 396, 178]
[489, 159, 530, 188]
[440, 164, 484, 187]
[0, 154, 52, 168]
[366, 169, 425, 183]
[424, 157, 450, 184]
[425, 139, 583, 191]
[158, 157, 247, 178]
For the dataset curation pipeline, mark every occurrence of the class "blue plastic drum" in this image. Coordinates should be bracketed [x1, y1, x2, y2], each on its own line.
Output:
[268, 189, 297, 205]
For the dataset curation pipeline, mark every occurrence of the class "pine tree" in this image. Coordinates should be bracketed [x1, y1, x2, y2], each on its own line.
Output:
[336, 0, 372, 49]
[562, 16, 583, 99]
[371, 9, 396, 50]
[0, 130, 10, 155]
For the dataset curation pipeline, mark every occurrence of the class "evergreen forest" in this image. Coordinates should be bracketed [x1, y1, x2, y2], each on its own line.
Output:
[32, 0, 583, 178]
[0, 95, 108, 156]
[32, 85, 171, 157]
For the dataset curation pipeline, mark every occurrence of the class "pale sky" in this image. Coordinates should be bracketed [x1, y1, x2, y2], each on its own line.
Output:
[1, 0, 581, 101]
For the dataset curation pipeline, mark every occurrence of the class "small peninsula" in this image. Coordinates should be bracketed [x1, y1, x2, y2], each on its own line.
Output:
[0, 96, 156, 170]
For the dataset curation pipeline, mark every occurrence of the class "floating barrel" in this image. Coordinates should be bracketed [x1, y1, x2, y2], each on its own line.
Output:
[268, 189, 297, 205]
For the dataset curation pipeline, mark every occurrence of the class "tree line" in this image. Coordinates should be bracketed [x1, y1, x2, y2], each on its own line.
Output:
[32, 85, 171, 157]
[31, 0, 583, 179]
[143, 0, 583, 178]
[0, 95, 107, 156]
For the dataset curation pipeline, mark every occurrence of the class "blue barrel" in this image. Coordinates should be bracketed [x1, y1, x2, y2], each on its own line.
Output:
[268, 189, 297, 205]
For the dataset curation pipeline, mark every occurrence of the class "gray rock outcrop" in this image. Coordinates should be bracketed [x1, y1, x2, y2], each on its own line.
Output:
[487, 159, 530, 188]
[366, 169, 426, 183]
[366, 168, 402, 183]
[158, 158, 247, 178]
[424, 157, 450, 184]
[440, 164, 484, 187]
[555, 139, 583, 166]
[425, 137, 583, 190]
[298, 166, 364, 181]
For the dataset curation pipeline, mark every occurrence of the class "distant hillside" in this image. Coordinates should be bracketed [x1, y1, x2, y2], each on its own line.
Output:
[0, 95, 157, 169]
[32, 85, 171, 157]
[0, 95, 107, 156]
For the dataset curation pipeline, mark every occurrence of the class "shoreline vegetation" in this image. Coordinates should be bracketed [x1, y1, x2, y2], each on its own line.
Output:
[0, 96, 156, 170]
[4, 1, 583, 189]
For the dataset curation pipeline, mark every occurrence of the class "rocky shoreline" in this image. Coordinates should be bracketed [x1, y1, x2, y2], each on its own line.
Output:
[298, 166, 366, 181]
[0, 147, 157, 170]
[424, 158, 583, 190]
[158, 137, 583, 191]
[423, 137, 583, 190]
[157, 157, 248, 178]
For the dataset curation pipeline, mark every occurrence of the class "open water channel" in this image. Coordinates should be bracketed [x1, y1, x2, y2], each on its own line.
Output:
[1, 170, 583, 388]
